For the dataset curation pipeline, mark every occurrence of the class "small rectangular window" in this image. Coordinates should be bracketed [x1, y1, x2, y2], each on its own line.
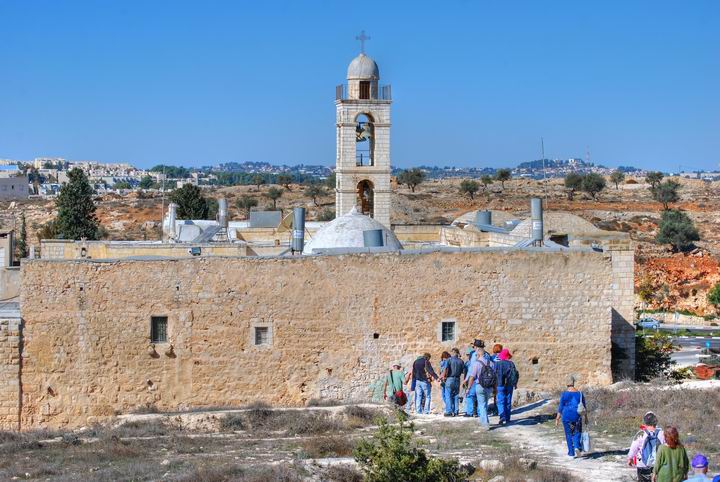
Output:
[441, 321, 455, 342]
[151, 316, 168, 343]
[254, 326, 270, 346]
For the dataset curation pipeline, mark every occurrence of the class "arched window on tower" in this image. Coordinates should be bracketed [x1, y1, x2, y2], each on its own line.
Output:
[357, 180, 374, 217]
[355, 113, 375, 167]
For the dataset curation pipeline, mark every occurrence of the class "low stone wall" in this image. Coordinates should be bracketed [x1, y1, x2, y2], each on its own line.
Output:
[0, 267, 20, 300]
[0, 318, 21, 430]
[642, 311, 718, 327]
[40, 240, 247, 260]
[10, 247, 634, 429]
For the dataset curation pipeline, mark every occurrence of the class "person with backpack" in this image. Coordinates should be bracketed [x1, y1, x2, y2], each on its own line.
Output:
[406, 353, 439, 415]
[494, 348, 519, 425]
[628, 412, 666, 482]
[555, 375, 588, 458]
[465, 340, 496, 428]
[441, 348, 465, 417]
[383, 362, 408, 412]
[653, 426, 689, 482]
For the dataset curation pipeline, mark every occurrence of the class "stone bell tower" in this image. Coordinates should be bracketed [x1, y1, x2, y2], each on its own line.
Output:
[334, 32, 392, 227]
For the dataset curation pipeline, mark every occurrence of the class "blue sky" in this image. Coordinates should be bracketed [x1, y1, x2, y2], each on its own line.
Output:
[1, 1, 718, 170]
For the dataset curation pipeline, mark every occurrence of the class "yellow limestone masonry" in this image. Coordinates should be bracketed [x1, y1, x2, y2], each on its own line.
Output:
[6, 247, 633, 429]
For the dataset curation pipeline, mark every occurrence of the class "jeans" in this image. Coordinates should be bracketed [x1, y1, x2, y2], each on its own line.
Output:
[497, 386, 513, 423]
[415, 380, 431, 414]
[444, 377, 460, 415]
[562, 419, 583, 456]
[465, 383, 477, 415]
[440, 383, 448, 413]
[475, 384, 492, 426]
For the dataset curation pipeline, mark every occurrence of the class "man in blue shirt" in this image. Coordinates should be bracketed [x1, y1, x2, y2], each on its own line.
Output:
[462, 348, 476, 417]
[465, 340, 495, 428]
[441, 348, 465, 416]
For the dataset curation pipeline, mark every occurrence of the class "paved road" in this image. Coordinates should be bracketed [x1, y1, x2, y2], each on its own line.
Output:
[672, 336, 720, 349]
[660, 323, 719, 333]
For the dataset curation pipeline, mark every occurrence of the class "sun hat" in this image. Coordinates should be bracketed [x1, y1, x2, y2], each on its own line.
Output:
[498, 348, 512, 361]
[691, 454, 709, 468]
[391, 361, 401, 368]
[565, 375, 576, 387]
[473, 339, 485, 348]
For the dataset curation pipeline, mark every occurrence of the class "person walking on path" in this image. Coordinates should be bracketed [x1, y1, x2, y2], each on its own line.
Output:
[555, 375, 587, 458]
[441, 348, 465, 417]
[652, 426, 689, 482]
[627, 412, 666, 482]
[406, 353, 439, 415]
[462, 348, 477, 417]
[465, 340, 495, 429]
[494, 348, 519, 425]
[685, 454, 713, 482]
[489, 344, 503, 416]
[383, 362, 408, 411]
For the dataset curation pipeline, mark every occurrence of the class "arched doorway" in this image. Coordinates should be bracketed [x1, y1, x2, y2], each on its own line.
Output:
[357, 180, 374, 217]
[355, 113, 375, 166]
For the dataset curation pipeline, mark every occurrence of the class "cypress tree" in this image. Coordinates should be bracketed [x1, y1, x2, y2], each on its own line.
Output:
[16, 212, 27, 258]
[55, 168, 100, 240]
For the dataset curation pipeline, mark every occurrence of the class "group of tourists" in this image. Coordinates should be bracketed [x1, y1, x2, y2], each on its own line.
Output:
[383, 339, 519, 429]
[626, 412, 719, 482]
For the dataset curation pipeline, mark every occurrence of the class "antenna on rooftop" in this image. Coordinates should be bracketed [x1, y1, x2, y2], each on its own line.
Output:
[541, 137, 548, 205]
[160, 164, 166, 242]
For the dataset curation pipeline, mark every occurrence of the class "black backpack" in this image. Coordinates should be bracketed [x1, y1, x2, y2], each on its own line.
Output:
[478, 359, 497, 389]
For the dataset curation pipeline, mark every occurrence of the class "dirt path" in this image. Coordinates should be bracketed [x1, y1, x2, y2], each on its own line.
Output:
[411, 399, 634, 482]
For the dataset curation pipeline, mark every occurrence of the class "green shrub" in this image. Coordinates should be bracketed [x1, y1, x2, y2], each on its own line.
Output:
[708, 283, 720, 311]
[635, 332, 676, 382]
[354, 418, 467, 482]
[656, 209, 699, 252]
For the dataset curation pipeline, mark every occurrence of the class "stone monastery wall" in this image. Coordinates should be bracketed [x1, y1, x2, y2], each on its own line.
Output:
[6, 247, 633, 429]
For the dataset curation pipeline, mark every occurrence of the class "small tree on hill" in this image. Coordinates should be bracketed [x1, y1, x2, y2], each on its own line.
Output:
[264, 187, 283, 210]
[304, 183, 326, 207]
[581, 172, 606, 199]
[397, 168, 426, 193]
[480, 175, 493, 192]
[251, 174, 265, 190]
[656, 209, 699, 252]
[139, 175, 155, 189]
[651, 179, 680, 210]
[169, 184, 209, 219]
[646, 171, 664, 188]
[459, 179, 479, 200]
[236, 195, 258, 218]
[610, 170, 625, 189]
[277, 174, 293, 191]
[564, 172, 583, 200]
[708, 282, 720, 312]
[495, 168, 512, 190]
[55, 168, 100, 240]
[16, 212, 27, 259]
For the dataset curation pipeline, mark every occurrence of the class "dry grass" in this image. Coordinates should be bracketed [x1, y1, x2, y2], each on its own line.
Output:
[301, 435, 356, 458]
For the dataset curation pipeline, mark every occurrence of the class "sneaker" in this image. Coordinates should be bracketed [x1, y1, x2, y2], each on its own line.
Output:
[462, 414, 473, 417]
[443, 413, 452, 417]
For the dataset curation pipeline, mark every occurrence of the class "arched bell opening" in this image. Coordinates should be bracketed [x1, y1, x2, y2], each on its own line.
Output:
[355, 113, 375, 167]
[357, 180, 375, 217]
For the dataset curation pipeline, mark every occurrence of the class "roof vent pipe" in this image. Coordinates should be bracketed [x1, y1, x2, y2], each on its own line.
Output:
[217, 198, 228, 230]
[363, 229, 385, 248]
[291, 207, 306, 254]
[475, 210, 492, 227]
[167, 203, 178, 242]
[530, 197, 543, 246]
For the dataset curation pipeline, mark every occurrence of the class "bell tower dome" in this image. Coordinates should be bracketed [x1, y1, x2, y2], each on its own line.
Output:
[334, 32, 392, 227]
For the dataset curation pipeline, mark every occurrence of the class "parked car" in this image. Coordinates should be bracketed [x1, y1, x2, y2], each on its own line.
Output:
[636, 318, 661, 330]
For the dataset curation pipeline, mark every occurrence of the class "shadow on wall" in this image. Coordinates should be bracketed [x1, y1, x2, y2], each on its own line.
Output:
[611, 308, 635, 381]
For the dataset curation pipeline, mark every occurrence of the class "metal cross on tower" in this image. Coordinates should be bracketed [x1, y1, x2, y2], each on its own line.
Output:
[356, 30, 370, 54]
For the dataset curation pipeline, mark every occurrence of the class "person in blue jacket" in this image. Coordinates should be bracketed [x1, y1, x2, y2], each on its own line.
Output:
[555, 375, 588, 458]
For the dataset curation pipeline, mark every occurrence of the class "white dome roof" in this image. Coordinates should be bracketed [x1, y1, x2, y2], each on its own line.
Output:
[303, 207, 401, 254]
[347, 53, 379, 80]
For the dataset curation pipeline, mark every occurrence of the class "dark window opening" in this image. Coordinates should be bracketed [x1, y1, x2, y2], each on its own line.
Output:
[549, 234, 569, 247]
[151, 316, 168, 343]
[531, 357, 539, 365]
[357, 180, 374, 217]
[254, 326, 270, 346]
[373, 333, 380, 339]
[359, 81, 370, 99]
[441, 321, 455, 342]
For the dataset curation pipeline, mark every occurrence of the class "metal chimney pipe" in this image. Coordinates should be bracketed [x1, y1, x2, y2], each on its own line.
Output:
[167, 203, 178, 241]
[475, 210, 492, 226]
[363, 229, 385, 248]
[292, 207, 306, 253]
[530, 198, 543, 245]
[217, 198, 228, 229]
